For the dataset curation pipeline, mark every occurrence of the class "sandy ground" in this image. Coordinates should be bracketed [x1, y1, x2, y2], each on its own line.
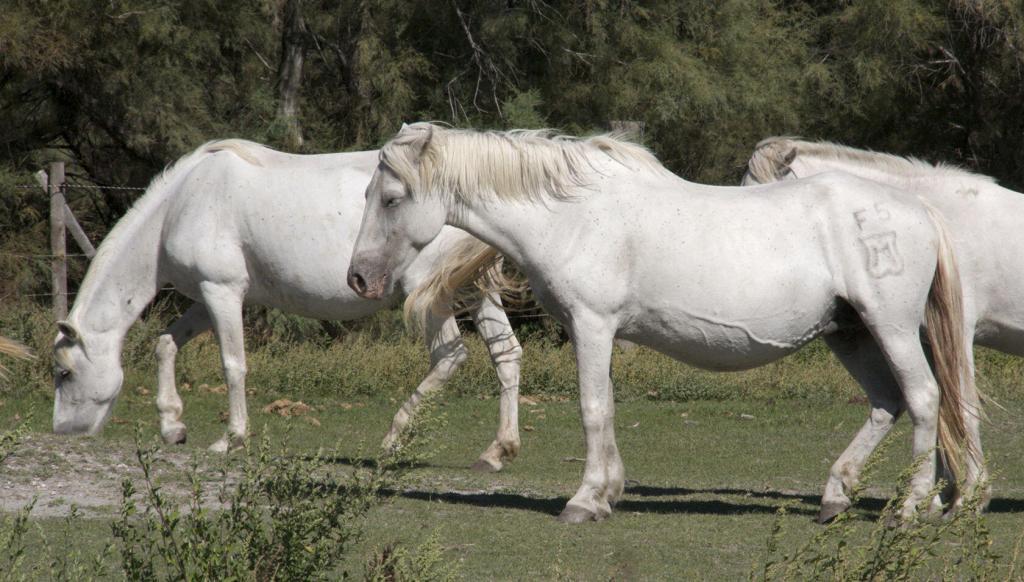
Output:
[0, 433, 202, 518]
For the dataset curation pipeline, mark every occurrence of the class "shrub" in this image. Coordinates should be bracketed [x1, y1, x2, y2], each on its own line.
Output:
[0, 415, 28, 463]
[364, 531, 459, 582]
[111, 396, 448, 581]
[753, 433, 1013, 580]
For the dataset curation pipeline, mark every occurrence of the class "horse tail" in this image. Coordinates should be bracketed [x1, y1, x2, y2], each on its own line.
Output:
[743, 136, 799, 185]
[922, 201, 983, 485]
[202, 139, 264, 166]
[150, 140, 264, 195]
[403, 237, 507, 334]
[0, 335, 33, 379]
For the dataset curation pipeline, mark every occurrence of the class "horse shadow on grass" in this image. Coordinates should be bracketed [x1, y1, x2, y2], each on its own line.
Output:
[319, 456, 1024, 520]
[398, 485, 827, 519]
[397, 484, 1024, 521]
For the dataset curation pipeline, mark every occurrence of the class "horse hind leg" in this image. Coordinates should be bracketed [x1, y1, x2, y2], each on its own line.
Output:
[155, 303, 212, 444]
[469, 294, 523, 472]
[866, 323, 946, 520]
[820, 330, 903, 523]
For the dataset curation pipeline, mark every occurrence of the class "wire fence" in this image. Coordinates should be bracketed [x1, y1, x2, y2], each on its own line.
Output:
[7, 176, 555, 321]
[12, 183, 147, 192]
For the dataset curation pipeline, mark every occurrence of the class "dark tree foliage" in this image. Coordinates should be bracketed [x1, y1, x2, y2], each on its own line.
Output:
[1, 0, 1022, 297]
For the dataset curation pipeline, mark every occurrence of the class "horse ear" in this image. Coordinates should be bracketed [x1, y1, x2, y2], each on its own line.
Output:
[57, 321, 80, 344]
[400, 122, 410, 131]
[403, 124, 433, 157]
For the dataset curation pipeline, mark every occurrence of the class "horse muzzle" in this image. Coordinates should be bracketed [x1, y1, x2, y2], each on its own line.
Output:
[347, 264, 389, 300]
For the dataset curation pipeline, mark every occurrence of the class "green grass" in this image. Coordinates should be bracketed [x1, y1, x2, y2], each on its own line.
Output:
[3, 395, 1023, 579]
[1, 300, 1023, 579]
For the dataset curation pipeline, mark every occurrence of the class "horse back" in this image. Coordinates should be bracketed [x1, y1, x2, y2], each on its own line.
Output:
[157, 148, 383, 319]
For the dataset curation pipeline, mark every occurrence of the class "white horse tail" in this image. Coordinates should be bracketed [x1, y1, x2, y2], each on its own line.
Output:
[403, 237, 508, 333]
[0, 335, 33, 378]
[202, 139, 264, 166]
[922, 202, 982, 484]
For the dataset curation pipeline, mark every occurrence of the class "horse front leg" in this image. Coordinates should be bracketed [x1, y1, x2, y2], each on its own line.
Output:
[558, 315, 620, 524]
[469, 295, 523, 472]
[382, 309, 467, 450]
[155, 303, 212, 444]
[199, 282, 249, 453]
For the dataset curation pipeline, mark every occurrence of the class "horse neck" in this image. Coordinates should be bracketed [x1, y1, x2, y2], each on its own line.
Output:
[450, 194, 586, 275]
[67, 205, 167, 342]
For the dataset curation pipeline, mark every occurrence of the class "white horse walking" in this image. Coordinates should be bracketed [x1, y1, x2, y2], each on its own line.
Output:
[348, 123, 977, 523]
[51, 139, 522, 470]
[743, 137, 1020, 516]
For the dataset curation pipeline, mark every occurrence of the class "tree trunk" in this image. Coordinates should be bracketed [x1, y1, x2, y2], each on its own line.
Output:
[277, 0, 305, 150]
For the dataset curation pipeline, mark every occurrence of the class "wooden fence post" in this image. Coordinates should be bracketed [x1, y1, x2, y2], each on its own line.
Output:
[48, 162, 67, 321]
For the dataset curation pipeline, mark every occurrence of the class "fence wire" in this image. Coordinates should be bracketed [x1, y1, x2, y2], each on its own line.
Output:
[13, 183, 147, 192]
[9, 180, 555, 320]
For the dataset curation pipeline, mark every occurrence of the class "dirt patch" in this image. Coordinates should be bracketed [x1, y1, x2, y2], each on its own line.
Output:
[0, 434, 214, 518]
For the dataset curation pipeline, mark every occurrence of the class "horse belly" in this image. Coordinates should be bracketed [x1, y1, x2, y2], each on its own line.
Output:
[242, 260, 391, 321]
[245, 282, 386, 321]
[619, 303, 833, 371]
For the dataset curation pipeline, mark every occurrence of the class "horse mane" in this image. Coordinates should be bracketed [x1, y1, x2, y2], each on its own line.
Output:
[381, 123, 667, 204]
[746, 137, 994, 184]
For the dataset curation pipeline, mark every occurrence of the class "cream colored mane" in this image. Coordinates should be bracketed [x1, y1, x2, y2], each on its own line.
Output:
[747, 137, 994, 184]
[381, 123, 666, 203]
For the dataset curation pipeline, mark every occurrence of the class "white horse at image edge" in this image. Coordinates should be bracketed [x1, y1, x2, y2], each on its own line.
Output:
[51, 139, 523, 470]
[743, 137, 1023, 517]
[348, 122, 979, 523]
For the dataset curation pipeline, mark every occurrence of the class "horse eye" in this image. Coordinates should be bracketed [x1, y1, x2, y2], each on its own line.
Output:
[384, 197, 402, 208]
[57, 368, 71, 379]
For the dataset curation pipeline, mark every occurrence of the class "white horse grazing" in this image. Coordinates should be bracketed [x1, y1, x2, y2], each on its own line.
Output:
[51, 139, 523, 469]
[348, 123, 978, 523]
[743, 137, 1019, 517]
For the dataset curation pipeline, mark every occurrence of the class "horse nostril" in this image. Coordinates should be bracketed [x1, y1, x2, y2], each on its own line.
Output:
[348, 270, 368, 295]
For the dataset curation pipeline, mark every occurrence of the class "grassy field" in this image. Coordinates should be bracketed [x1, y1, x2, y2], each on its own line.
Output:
[1, 302, 1023, 579]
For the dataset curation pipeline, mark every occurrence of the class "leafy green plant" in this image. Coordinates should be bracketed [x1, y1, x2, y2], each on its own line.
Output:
[753, 432, 1009, 581]
[0, 501, 112, 582]
[0, 415, 29, 463]
[0, 501, 33, 582]
[111, 395, 446, 580]
[364, 530, 459, 582]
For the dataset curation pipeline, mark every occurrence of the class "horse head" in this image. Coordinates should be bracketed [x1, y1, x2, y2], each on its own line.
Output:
[52, 320, 123, 435]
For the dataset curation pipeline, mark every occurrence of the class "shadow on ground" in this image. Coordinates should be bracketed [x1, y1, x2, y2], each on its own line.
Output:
[398, 486, 823, 519]
[396, 484, 1024, 521]
[321, 455, 1024, 520]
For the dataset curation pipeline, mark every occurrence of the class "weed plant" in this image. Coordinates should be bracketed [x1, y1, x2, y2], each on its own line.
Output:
[754, 432, 1018, 581]
[0, 396, 457, 580]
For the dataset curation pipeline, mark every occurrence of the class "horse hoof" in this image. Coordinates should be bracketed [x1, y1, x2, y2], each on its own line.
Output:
[162, 427, 187, 445]
[471, 458, 502, 473]
[817, 501, 850, 524]
[228, 436, 247, 452]
[380, 432, 400, 452]
[208, 439, 229, 454]
[557, 504, 604, 524]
